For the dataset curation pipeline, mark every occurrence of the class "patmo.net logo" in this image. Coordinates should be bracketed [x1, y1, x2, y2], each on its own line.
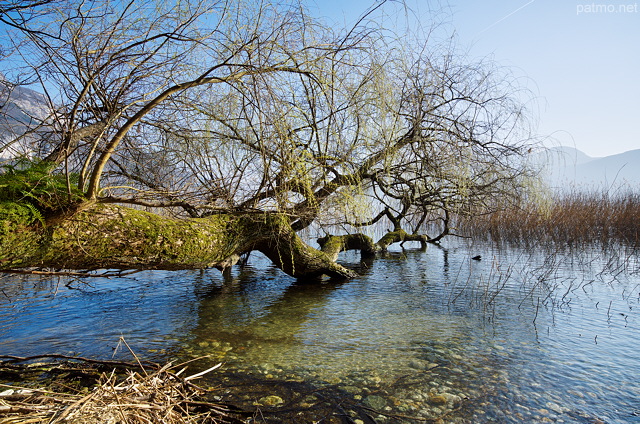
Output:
[576, 2, 639, 15]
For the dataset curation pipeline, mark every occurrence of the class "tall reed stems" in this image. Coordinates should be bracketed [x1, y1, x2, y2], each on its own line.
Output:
[459, 189, 640, 249]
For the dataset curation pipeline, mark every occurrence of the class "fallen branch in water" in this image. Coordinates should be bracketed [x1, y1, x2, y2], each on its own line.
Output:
[1, 269, 142, 278]
[0, 354, 157, 369]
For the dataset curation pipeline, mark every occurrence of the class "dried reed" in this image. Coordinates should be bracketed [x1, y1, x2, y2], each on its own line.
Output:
[0, 355, 232, 424]
[459, 189, 640, 248]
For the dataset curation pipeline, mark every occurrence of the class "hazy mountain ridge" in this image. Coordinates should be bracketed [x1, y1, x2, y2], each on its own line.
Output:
[0, 78, 51, 158]
[542, 146, 640, 190]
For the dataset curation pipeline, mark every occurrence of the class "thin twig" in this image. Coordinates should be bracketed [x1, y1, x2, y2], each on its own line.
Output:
[1, 269, 142, 278]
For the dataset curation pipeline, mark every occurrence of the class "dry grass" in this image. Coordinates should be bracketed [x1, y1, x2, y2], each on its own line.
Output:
[0, 356, 233, 424]
[459, 189, 640, 248]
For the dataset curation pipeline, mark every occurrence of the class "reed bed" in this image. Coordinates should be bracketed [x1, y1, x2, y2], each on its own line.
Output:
[459, 189, 640, 248]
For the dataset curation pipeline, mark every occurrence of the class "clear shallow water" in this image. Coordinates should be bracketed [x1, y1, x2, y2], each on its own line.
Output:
[1, 242, 639, 423]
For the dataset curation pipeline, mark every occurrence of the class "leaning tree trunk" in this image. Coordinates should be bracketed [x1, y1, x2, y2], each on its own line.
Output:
[0, 203, 357, 279]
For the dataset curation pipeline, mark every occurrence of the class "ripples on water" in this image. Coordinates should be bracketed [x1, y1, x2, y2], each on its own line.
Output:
[0, 242, 639, 423]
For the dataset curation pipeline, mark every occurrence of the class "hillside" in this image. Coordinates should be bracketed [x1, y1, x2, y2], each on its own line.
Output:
[0, 77, 50, 159]
[542, 146, 640, 190]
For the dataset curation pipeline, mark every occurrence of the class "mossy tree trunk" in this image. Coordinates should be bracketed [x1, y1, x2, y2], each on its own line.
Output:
[317, 229, 429, 260]
[376, 229, 428, 250]
[316, 234, 379, 261]
[0, 203, 357, 279]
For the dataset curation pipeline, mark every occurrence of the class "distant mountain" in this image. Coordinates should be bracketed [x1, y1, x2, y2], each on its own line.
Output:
[0, 77, 51, 159]
[540, 146, 640, 190]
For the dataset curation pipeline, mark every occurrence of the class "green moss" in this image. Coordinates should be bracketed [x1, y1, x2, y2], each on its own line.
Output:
[40, 205, 244, 269]
[316, 235, 346, 260]
[0, 201, 46, 267]
[0, 204, 357, 278]
[377, 229, 427, 250]
[377, 229, 408, 249]
[317, 233, 378, 261]
[0, 201, 42, 226]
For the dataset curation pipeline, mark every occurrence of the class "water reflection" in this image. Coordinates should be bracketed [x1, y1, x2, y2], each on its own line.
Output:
[0, 243, 639, 423]
[0, 270, 203, 358]
[181, 246, 640, 423]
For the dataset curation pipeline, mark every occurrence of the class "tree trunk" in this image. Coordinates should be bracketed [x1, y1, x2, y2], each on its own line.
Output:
[317, 230, 427, 259]
[376, 229, 428, 250]
[317, 234, 379, 261]
[0, 203, 357, 279]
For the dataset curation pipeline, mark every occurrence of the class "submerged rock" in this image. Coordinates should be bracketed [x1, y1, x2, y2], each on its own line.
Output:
[428, 389, 461, 407]
[545, 401, 567, 414]
[257, 395, 284, 406]
[408, 359, 439, 371]
[408, 359, 427, 370]
[363, 395, 387, 410]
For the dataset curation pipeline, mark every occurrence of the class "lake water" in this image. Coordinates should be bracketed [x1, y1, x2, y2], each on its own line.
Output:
[1, 241, 639, 423]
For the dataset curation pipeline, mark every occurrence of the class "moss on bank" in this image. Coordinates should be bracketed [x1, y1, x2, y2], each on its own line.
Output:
[0, 202, 47, 268]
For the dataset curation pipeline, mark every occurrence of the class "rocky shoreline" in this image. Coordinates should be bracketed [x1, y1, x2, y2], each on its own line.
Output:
[0, 353, 613, 423]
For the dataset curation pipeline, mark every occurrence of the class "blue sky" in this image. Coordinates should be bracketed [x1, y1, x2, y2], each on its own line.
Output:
[312, 0, 640, 157]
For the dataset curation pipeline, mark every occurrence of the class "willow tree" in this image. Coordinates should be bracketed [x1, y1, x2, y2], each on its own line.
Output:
[0, 0, 538, 278]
